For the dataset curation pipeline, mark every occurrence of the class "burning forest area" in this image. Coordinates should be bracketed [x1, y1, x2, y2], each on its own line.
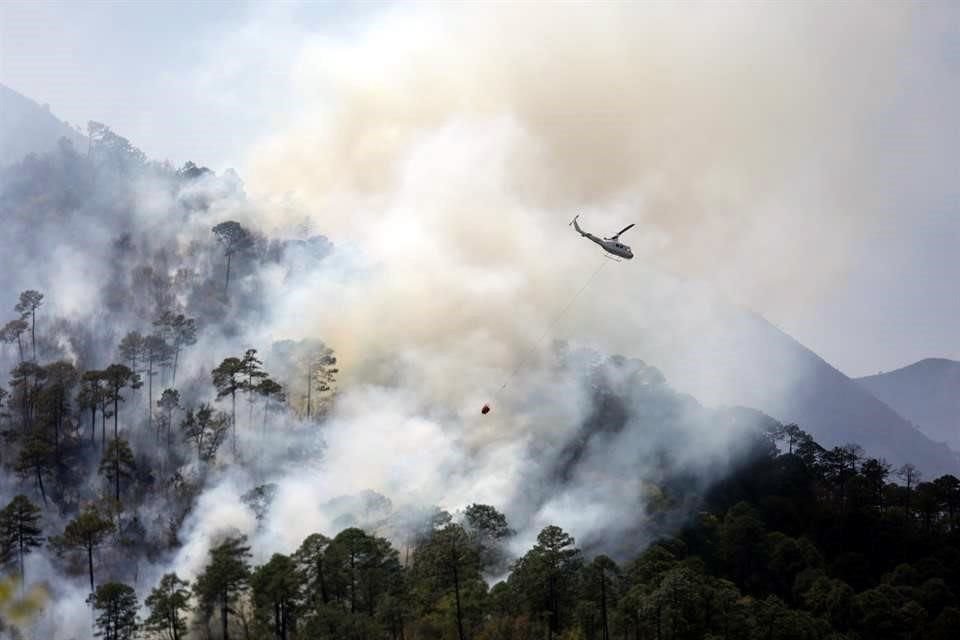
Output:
[2, 2, 960, 639]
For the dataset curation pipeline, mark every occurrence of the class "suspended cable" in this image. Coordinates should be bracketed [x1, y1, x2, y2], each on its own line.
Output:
[482, 255, 609, 413]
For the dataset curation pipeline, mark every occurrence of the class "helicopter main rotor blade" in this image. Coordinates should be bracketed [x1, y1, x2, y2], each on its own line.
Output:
[611, 223, 635, 239]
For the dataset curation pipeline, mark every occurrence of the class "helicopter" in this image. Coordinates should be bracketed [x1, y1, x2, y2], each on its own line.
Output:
[570, 215, 634, 260]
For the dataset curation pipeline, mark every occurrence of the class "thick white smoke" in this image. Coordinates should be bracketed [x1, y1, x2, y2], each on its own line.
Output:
[190, 0, 922, 561]
[251, 0, 913, 321]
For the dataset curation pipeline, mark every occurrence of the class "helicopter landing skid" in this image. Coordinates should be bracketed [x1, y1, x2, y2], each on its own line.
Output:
[602, 253, 623, 263]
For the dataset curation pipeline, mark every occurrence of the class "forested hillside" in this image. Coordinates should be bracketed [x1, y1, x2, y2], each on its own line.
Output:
[1, 126, 959, 640]
[4, 391, 959, 639]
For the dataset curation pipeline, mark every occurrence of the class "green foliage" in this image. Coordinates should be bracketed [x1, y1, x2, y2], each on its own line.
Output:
[0, 318, 29, 362]
[143, 333, 173, 379]
[99, 438, 137, 503]
[101, 363, 142, 443]
[327, 528, 402, 616]
[9, 360, 47, 428]
[0, 495, 43, 581]
[412, 522, 483, 639]
[13, 432, 53, 505]
[118, 331, 145, 371]
[102, 364, 142, 400]
[240, 349, 267, 388]
[192, 535, 252, 640]
[509, 525, 583, 635]
[78, 370, 106, 444]
[211, 356, 244, 449]
[211, 221, 253, 256]
[294, 532, 332, 613]
[250, 554, 302, 639]
[157, 388, 181, 413]
[87, 581, 139, 640]
[156, 387, 182, 445]
[464, 503, 514, 573]
[211, 358, 243, 399]
[212, 220, 253, 296]
[55, 507, 115, 592]
[241, 483, 278, 524]
[143, 573, 191, 640]
[14, 290, 43, 362]
[153, 311, 198, 384]
[257, 378, 285, 404]
[180, 403, 230, 462]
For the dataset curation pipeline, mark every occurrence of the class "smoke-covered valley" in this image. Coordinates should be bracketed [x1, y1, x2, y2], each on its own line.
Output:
[2, 3, 959, 639]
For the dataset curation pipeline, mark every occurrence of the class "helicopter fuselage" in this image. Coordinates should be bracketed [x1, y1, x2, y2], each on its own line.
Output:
[596, 236, 633, 259]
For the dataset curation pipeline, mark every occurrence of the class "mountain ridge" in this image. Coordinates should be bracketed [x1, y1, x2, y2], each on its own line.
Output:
[654, 307, 960, 478]
[0, 82, 88, 166]
[855, 358, 960, 453]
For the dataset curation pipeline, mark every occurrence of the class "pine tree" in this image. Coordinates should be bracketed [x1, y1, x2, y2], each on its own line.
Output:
[14, 290, 43, 362]
[212, 357, 245, 454]
[0, 319, 28, 363]
[412, 523, 479, 640]
[153, 311, 197, 385]
[142, 334, 172, 434]
[180, 404, 230, 463]
[56, 507, 115, 594]
[251, 554, 302, 640]
[87, 582, 139, 640]
[13, 434, 53, 506]
[156, 387, 181, 446]
[102, 364, 142, 443]
[0, 495, 43, 582]
[193, 535, 252, 640]
[212, 221, 253, 297]
[99, 438, 136, 504]
[144, 573, 191, 640]
[240, 349, 267, 431]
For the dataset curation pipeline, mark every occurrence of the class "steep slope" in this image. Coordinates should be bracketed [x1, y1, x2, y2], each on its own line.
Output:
[510, 346, 785, 558]
[653, 307, 960, 478]
[856, 358, 960, 452]
[0, 83, 87, 166]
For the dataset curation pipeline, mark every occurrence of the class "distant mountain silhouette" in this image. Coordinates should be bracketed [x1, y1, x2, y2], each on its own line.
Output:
[856, 358, 960, 453]
[0, 83, 87, 166]
[654, 308, 960, 478]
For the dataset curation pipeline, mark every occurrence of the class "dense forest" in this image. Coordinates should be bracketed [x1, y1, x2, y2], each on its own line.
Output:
[1, 126, 959, 640]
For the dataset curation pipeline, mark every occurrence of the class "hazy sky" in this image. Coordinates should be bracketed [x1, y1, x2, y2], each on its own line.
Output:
[1, 0, 958, 378]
